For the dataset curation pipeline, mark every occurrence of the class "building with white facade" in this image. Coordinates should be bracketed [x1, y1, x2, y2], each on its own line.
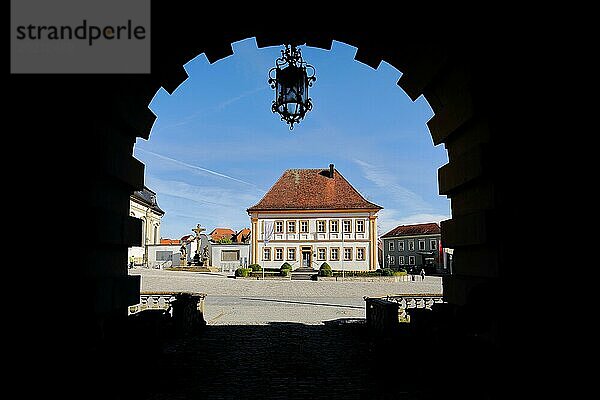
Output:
[210, 242, 251, 274]
[128, 187, 165, 266]
[247, 164, 382, 271]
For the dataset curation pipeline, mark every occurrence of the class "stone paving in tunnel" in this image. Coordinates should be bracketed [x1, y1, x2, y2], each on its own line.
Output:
[133, 321, 422, 400]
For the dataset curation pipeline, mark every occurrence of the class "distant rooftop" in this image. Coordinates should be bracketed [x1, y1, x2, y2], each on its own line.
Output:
[381, 223, 441, 238]
[131, 186, 165, 215]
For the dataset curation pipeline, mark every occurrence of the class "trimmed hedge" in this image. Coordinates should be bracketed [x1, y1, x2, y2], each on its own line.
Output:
[319, 262, 332, 277]
[331, 268, 406, 277]
[249, 263, 262, 272]
[235, 268, 250, 277]
[280, 262, 292, 277]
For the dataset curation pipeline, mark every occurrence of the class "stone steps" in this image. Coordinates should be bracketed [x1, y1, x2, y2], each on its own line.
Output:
[291, 268, 317, 280]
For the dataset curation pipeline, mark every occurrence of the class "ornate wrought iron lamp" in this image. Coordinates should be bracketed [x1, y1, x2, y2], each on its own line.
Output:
[268, 44, 316, 130]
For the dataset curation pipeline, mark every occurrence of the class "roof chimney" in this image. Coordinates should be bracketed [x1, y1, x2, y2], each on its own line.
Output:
[329, 163, 335, 179]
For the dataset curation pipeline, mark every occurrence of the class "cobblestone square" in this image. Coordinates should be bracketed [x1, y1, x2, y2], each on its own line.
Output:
[130, 268, 443, 325]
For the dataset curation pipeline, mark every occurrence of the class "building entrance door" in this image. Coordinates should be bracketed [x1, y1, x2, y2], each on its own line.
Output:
[301, 248, 311, 268]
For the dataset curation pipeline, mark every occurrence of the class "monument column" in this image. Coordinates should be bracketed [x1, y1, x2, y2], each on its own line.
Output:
[369, 214, 378, 271]
[251, 215, 259, 265]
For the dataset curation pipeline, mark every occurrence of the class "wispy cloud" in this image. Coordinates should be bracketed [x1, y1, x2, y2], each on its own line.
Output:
[354, 159, 434, 214]
[154, 86, 267, 130]
[147, 176, 260, 209]
[136, 148, 262, 189]
[146, 176, 260, 237]
[215, 86, 267, 111]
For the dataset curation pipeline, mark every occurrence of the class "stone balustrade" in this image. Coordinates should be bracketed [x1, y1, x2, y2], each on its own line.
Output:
[364, 294, 444, 334]
[128, 291, 207, 335]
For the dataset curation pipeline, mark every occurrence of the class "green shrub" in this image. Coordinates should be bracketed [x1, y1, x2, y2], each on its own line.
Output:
[319, 262, 332, 277]
[393, 270, 407, 276]
[235, 267, 250, 277]
[380, 268, 394, 276]
[249, 263, 262, 272]
[280, 262, 292, 276]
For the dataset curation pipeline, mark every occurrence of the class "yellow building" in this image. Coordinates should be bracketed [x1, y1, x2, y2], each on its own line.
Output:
[247, 164, 382, 271]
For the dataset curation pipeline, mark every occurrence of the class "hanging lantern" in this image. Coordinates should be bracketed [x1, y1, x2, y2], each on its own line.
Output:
[268, 44, 316, 130]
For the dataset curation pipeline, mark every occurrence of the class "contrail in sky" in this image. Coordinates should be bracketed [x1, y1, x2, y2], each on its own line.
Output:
[136, 148, 260, 188]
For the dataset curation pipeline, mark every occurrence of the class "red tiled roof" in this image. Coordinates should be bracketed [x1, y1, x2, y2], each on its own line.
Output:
[247, 167, 382, 212]
[381, 223, 441, 238]
[210, 228, 235, 241]
[233, 228, 251, 243]
[160, 238, 181, 245]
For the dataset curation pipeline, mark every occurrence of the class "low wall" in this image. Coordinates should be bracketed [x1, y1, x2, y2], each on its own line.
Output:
[318, 275, 410, 282]
[129, 291, 207, 334]
[365, 297, 400, 333]
[364, 294, 444, 335]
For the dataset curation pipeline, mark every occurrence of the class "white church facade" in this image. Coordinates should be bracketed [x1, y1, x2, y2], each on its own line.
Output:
[128, 186, 165, 266]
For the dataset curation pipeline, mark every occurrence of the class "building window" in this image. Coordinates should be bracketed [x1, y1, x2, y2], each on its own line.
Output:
[397, 240, 404, 251]
[263, 248, 271, 261]
[317, 248, 326, 261]
[317, 220, 326, 233]
[389, 255, 395, 265]
[418, 240, 426, 251]
[356, 248, 365, 261]
[408, 255, 415, 265]
[221, 250, 240, 261]
[330, 220, 339, 233]
[300, 220, 309, 233]
[430, 239, 437, 250]
[275, 221, 283, 234]
[275, 248, 283, 261]
[399, 256, 405, 265]
[356, 220, 365, 233]
[408, 240, 415, 251]
[330, 248, 339, 261]
[154, 225, 158, 244]
[287, 221, 296, 233]
[287, 248, 296, 261]
[342, 220, 352, 233]
[343, 248, 353, 261]
[389, 241, 394, 251]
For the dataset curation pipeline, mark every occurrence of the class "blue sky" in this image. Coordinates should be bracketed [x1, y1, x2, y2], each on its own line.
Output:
[134, 38, 450, 239]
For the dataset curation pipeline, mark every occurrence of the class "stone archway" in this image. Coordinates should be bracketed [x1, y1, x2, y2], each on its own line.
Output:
[125, 28, 502, 318]
[12, 15, 510, 400]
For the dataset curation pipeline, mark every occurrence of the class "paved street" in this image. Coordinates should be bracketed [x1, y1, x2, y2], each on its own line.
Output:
[123, 270, 493, 399]
[129, 268, 443, 325]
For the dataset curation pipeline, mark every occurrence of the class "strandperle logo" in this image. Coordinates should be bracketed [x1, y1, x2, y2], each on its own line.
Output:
[15, 19, 147, 47]
[11, 0, 151, 74]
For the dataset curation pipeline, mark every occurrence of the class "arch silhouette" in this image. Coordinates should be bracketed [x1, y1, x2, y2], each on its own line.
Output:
[12, 15, 510, 399]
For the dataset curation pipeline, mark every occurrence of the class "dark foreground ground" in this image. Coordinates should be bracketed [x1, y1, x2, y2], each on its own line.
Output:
[112, 320, 498, 400]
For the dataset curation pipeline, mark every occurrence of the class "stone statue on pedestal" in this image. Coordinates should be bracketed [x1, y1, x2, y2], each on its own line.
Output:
[201, 245, 210, 266]
[180, 244, 187, 266]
